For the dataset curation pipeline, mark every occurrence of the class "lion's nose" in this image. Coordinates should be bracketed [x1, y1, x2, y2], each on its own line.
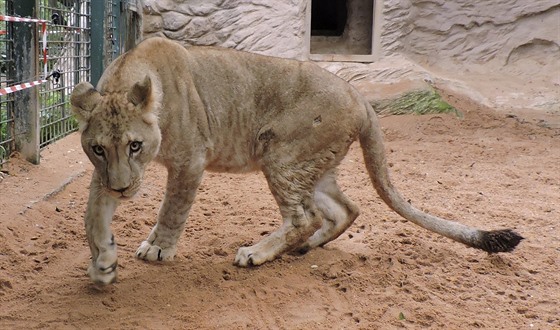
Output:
[113, 186, 129, 193]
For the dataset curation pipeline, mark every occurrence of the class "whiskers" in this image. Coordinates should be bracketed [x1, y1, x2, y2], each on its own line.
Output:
[91, 181, 107, 203]
[122, 179, 141, 199]
[90, 177, 142, 201]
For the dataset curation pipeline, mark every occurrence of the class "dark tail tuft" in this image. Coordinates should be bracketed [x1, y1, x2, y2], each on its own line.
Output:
[476, 229, 524, 253]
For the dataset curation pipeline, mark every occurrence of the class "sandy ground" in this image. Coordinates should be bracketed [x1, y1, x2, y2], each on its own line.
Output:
[0, 93, 559, 329]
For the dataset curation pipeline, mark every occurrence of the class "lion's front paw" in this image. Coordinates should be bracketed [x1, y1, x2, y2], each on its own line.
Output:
[234, 246, 274, 267]
[135, 241, 176, 261]
[88, 252, 118, 285]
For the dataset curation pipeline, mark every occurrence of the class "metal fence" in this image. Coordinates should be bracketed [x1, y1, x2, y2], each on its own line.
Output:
[105, 0, 140, 67]
[105, 0, 119, 67]
[38, 0, 91, 148]
[0, 0, 139, 166]
[0, 0, 14, 164]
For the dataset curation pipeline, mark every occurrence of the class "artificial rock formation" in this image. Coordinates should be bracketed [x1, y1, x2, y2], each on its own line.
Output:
[142, 0, 308, 59]
[142, 0, 559, 65]
[390, 0, 560, 66]
[140, 0, 559, 112]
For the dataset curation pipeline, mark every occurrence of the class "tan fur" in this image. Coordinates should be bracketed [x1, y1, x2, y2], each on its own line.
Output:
[71, 37, 522, 285]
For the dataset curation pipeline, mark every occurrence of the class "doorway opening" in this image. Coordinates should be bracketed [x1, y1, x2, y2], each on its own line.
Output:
[309, 0, 375, 60]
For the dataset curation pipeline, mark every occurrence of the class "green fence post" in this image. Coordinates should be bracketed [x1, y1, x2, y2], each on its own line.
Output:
[91, 0, 105, 86]
[13, 0, 40, 164]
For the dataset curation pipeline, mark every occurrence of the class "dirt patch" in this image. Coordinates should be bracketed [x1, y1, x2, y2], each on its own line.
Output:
[0, 94, 559, 329]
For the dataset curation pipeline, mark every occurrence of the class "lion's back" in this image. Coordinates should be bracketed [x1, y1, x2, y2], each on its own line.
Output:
[97, 37, 368, 169]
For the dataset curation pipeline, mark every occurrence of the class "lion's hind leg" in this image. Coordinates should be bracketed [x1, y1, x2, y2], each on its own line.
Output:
[234, 162, 324, 267]
[297, 171, 360, 253]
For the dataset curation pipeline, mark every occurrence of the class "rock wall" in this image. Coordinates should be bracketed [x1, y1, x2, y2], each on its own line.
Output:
[142, 0, 308, 59]
[395, 0, 560, 65]
[141, 0, 558, 65]
[139, 0, 559, 112]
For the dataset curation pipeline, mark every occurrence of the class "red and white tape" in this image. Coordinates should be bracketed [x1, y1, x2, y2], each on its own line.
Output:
[41, 21, 48, 77]
[0, 15, 48, 23]
[0, 15, 49, 95]
[0, 79, 48, 96]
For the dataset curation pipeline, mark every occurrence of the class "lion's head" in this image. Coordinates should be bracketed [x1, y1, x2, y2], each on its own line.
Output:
[70, 76, 161, 199]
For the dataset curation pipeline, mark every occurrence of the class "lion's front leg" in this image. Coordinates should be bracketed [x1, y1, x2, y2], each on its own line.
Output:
[136, 166, 203, 262]
[85, 172, 120, 285]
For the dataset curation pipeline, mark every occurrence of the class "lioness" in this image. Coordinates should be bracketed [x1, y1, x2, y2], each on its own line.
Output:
[71, 37, 522, 285]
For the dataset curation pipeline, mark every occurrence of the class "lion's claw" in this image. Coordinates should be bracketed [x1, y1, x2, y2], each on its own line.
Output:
[234, 246, 273, 267]
[135, 240, 176, 261]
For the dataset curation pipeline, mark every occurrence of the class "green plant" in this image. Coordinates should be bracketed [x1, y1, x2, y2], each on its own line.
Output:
[372, 88, 461, 117]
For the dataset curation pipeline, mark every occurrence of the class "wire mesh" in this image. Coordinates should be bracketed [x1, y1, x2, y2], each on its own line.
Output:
[0, 0, 14, 165]
[37, 0, 90, 148]
[0, 1, 135, 165]
[105, 0, 118, 67]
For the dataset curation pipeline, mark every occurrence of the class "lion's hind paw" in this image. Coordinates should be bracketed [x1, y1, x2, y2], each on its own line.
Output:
[234, 246, 276, 267]
[135, 241, 176, 261]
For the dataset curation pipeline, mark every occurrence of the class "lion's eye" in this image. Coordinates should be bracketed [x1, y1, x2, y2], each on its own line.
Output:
[92, 145, 105, 156]
[130, 141, 142, 153]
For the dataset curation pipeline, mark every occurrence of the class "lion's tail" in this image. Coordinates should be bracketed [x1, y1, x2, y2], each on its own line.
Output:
[358, 101, 523, 253]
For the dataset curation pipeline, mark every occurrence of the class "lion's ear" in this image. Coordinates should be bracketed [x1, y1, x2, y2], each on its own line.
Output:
[71, 82, 101, 127]
[127, 76, 152, 107]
